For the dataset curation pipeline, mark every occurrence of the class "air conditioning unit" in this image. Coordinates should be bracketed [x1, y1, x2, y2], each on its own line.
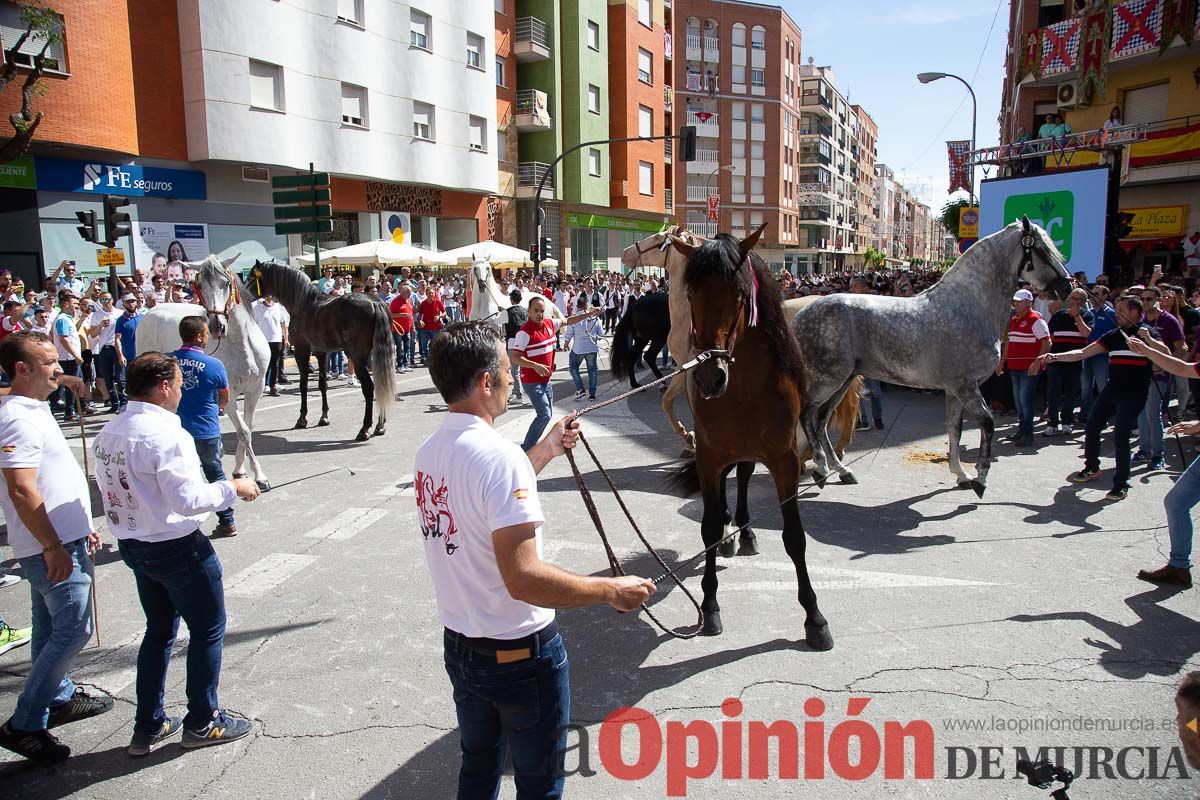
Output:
[1056, 81, 1083, 110]
[241, 165, 269, 183]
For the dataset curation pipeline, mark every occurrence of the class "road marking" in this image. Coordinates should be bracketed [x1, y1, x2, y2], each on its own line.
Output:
[717, 560, 994, 590]
[377, 474, 414, 498]
[225, 553, 318, 597]
[304, 508, 389, 541]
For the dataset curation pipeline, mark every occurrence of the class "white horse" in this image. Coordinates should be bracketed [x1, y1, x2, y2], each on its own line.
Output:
[136, 254, 273, 490]
[464, 258, 566, 327]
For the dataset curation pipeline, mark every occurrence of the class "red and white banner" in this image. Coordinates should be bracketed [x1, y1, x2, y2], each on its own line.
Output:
[947, 140, 971, 194]
[707, 195, 719, 222]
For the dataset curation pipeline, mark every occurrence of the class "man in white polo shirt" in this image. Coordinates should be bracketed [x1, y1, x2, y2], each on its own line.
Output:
[417, 321, 654, 799]
[0, 331, 111, 764]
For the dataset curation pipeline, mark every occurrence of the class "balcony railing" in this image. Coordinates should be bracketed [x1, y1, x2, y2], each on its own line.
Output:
[664, 32, 672, 60]
[514, 17, 551, 62]
[702, 36, 719, 60]
[686, 32, 701, 54]
[685, 183, 709, 201]
[515, 89, 552, 131]
[664, 137, 673, 162]
[691, 221, 717, 238]
[686, 110, 719, 128]
[516, 162, 553, 198]
[685, 72, 702, 91]
[800, 93, 832, 110]
[798, 207, 831, 221]
[664, 188, 673, 210]
[799, 122, 833, 137]
[797, 149, 831, 165]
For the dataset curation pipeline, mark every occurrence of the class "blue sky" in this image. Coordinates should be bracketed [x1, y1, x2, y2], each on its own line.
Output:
[778, 0, 1008, 213]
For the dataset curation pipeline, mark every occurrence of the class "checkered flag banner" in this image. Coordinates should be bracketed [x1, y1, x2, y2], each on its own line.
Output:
[947, 140, 971, 194]
[1112, 0, 1163, 59]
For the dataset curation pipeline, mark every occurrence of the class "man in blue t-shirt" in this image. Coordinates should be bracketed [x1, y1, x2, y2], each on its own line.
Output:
[173, 316, 236, 537]
[113, 295, 141, 412]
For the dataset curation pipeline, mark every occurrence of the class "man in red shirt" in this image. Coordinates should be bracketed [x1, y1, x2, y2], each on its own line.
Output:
[996, 289, 1051, 446]
[390, 285, 415, 374]
[512, 296, 600, 451]
[416, 290, 445, 366]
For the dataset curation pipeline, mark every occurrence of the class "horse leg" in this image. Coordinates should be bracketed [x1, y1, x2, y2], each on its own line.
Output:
[316, 352, 330, 426]
[294, 345, 311, 429]
[770, 448, 832, 651]
[820, 376, 860, 484]
[945, 393, 972, 488]
[800, 399, 831, 489]
[962, 387, 995, 498]
[734, 461, 758, 556]
[662, 372, 695, 457]
[351, 355, 374, 441]
[697, 456, 726, 636]
[628, 337, 648, 389]
[644, 335, 667, 386]
[230, 380, 270, 491]
[717, 465, 736, 558]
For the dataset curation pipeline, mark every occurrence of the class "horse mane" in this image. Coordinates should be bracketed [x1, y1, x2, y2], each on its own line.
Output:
[684, 234, 807, 395]
[255, 260, 322, 310]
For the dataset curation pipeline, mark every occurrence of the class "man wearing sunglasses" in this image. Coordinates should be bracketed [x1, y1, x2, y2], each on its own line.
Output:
[1136, 286, 1184, 470]
[87, 293, 123, 413]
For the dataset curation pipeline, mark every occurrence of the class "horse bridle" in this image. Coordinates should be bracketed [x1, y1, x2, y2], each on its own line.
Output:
[191, 263, 240, 353]
[633, 234, 674, 272]
[688, 257, 758, 367]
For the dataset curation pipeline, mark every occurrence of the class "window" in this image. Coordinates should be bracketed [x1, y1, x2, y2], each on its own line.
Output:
[588, 84, 600, 114]
[495, 0, 505, 13]
[751, 103, 764, 123]
[751, 141, 763, 159]
[731, 102, 745, 121]
[497, 129, 509, 160]
[469, 116, 487, 151]
[410, 9, 431, 49]
[732, 140, 745, 158]
[639, 161, 653, 195]
[750, 25, 766, 49]
[496, 56, 506, 87]
[731, 65, 745, 85]
[637, 47, 652, 84]
[638, 0, 652, 27]
[587, 20, 600, 50]
[731, 210, 745, 230]
[413, 101, 434, 140]
[340, 83, 367, 127]
[589, 148, 602, 177]
[0, 5, 66, 70]
[249, 60, 284, 111]
[638, 105, 652, 138]
[336, 0, 362, 25]
[751, 177, 764, 196]
[750, 69, 765, 87]
[731, 23, 746, 47]
[466, 32, 484, 68]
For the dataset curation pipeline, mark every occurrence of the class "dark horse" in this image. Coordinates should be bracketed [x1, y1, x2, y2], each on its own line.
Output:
[246, 261, 395, 442]
[669, 226, 831, 650]
[611, 291, 671, 389]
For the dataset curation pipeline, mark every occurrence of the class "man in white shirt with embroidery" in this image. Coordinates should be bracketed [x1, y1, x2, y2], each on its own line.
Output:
[92, 351, 260, 756]
[416, 321, 654, 799]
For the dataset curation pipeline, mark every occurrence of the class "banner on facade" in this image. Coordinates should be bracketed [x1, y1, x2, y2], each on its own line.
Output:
[35, 157, 207, 199]
[380, 211, 412, 244]
[0, 155, 35, 189]
[707, 195, 719, 222]
[1080, 9, 1111, 99]
[958, 206, 980, 239]
[136, 221, 210, 280]
[1122, 205, 1188, 238]
[565, 212, 671, 234]
[1019, 28, 1042, 80]
[1161, 0, 1198, 50]
[947, 140, 971, 194]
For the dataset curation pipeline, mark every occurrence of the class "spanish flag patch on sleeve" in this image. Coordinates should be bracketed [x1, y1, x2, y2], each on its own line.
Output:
[0, 445, 15, 454]
[512, 488, 529, 500]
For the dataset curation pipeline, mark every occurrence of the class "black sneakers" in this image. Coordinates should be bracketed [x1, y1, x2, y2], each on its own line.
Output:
[47, 687, 114, 729]
[0, 720, 70, 763]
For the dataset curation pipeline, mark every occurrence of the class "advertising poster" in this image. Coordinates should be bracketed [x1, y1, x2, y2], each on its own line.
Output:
[380, 211, 412, 244]
[136, 221, 209, 280]
[979, 167, 1109, 279]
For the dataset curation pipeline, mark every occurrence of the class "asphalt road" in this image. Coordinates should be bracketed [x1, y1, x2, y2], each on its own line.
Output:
[1, 346, 1197, 799]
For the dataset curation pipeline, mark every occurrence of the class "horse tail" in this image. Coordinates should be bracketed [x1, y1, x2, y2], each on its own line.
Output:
[666, 458, 700, 497]
[610, 302, 636, 381]
[369, 302, 396, 422]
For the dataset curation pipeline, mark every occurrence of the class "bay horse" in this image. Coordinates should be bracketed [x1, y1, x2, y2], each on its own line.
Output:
[669, 226, 832, 649]
[793, 217, 1072, 494]
[610, 291, 671, 389]
[136, 255, 272, 490]
[246, 260, 395, 442]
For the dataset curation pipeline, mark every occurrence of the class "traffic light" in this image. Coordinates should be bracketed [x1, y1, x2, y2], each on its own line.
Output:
[679, 125, 697, 162]
[541, 236, 553, 262]
[74, 209, 100, 244]
[530, 243, 539, 262]
[103, 195, 132, 247]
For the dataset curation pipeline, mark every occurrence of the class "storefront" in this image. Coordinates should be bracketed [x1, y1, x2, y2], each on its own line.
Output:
[565, 212, 671, 276]
[1116, 201, 1192, 280]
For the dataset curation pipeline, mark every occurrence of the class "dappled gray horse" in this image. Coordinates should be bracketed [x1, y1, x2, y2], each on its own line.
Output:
[793, 217, 1072, 496]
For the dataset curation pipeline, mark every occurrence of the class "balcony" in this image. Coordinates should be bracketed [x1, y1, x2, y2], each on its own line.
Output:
[691, 221, 718, 238]
[664, 32, 673, 60]
[514, 89, 552, 132]
[798, 207, 832, 222]
[798, 122, 833, 138]
[797, 148, 831, 166]
[664, 188, 673, 210]
[685, 183, 710, 201]
[664, 85, 673, 113]
[686, 109, 720, 137]
[800, 92, 833, 115]
[516, 162, 554, 199]
[686, 148, 719, 174]
[664, 137, 673, 164]
[702, 36, 719, 63]
[514, 17, 551, 63]
[685, 32, 701, 60]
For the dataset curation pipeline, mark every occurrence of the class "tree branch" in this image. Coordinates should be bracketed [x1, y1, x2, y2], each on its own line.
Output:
[0, 34, 51, 163]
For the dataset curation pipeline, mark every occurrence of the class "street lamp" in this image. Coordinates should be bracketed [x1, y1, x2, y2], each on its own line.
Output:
[917, 71, 977, 204]
[705, 164, 736, 232]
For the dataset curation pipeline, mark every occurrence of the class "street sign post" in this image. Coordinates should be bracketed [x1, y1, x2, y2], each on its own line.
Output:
[272, 163, 333, 271]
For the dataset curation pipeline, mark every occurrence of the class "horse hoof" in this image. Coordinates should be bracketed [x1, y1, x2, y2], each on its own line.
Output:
[680, 447, 696, 459]
[717, 538, 737, 558]
[294, 419, 308, 430]
[805, 622, 834, 651]
[317, 418, 330, 427]
[374, 428, 386, 437]
[970, 480, 986, 499]
[956, 479, 973, 490]
[256, 481, 271, 492]
[811, 471, 828, 490]
[737, 534, 759, 557]
[355, 431, 370, 442]
[700, 612, 723, 637]
[837, 472, 858, 485]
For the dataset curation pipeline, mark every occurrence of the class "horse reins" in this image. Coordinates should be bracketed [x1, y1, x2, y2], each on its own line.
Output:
[191, 264, 241, 355]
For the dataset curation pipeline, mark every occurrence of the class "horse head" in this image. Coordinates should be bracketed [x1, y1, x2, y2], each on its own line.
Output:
[1013, 216, 1073, 300]
[246, 260, 275, 301]
[187, 254, 239, 340]
[469, 258, 491, 300]
[622, 226, 702, 271]
[678, 224, 766, 400]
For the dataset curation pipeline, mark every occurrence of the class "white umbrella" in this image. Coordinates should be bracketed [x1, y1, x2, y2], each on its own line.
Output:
[295, 239, 452, 267]
[377, 239, 455, 266]
[441, 240, 558, 269]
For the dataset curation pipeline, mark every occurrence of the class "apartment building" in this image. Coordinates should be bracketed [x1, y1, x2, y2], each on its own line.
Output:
[851, 104, 878, 268]
[496, 0, 518, 243]
[0, 0, 501, 283]
[999, 0, 1200, 275]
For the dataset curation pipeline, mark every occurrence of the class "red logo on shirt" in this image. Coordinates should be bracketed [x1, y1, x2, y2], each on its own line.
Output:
[416, 471, 459, 555]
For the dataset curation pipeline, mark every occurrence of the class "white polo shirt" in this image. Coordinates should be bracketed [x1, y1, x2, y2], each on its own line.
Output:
[92, 401, 237, 543]
[252, 301, 289, 343]
[89, 307, 121, 349]
[414, 412, 553, 639]
[0, 396, 91, 558]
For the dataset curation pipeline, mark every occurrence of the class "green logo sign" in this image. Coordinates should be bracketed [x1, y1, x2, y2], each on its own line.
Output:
[0, 155, 36, 190]
[1003, 191, 1074, 260]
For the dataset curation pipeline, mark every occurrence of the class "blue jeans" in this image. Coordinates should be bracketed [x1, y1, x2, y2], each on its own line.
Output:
[1079, 354, 1108, 420]
[568, 351, 597, 397]
[442, 624, 570, 800]
[1047, 362, 1081, 427]
[1083, 387, 1146, 492]
[193, 437, 233, 527]
[418, 329, 437, 361]
[11, 539, 94, 731]
[329, 350, 345, 375]
[1164, 454, 1200, 569]
[118, 531, 226, 734]
[96, 345, 126, 409]
[521, 382, 553, 451]
[1010, 370, 1038, 436]
[1137, 378, 1168, 459]
[393, 332, 413, 369]
[55, 360, 81, 417]
[859, 378, 883, 424]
